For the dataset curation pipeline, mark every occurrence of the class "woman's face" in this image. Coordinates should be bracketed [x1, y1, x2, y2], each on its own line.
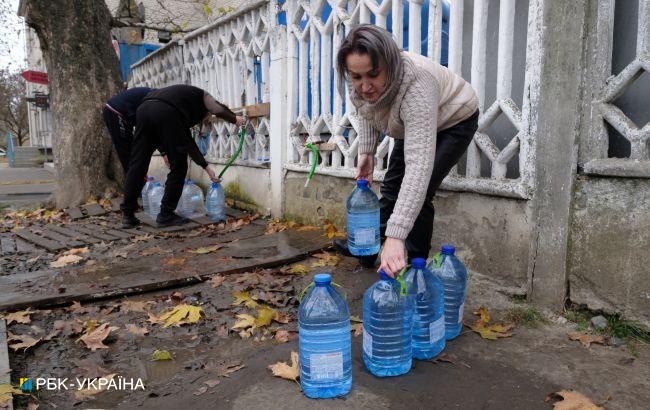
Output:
[346, 52, 387, 102]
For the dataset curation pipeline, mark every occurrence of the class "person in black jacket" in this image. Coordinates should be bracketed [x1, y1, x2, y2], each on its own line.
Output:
[103, 87, 169, 172]
[120, 84, 244, 228]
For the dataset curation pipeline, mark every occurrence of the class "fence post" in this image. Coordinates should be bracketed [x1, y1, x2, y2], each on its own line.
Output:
[269, 25, 288, 218]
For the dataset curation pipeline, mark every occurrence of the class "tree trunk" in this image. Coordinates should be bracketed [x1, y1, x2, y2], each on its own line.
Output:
[24, 0, 123, 208]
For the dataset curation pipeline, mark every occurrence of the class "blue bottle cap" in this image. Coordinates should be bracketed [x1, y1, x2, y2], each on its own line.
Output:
[211, 182, 220, 188]
[153, 182, 161, 187]
[356, 179, 368, 188]
[379, 269, 391, 281]
[412, 258, 426, 268]
[441, 244, 455, 255]
[314, 273, 331, 284]
[147, 176, 154, 181]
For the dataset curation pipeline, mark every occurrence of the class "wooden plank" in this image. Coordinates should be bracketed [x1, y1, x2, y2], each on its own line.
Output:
[110, 198, 122, 212]
[15, 238, 39, 254]
[64, 225, 119, 242]
[65, 207, 84, 220]
[82, 203, 106, 217]
[47, 225, 101, 244]
[0, 229, 329, 310]
[0, 320, 13, 410]
[14, 229, 66, 252]
[104, 229, 133, 239]
[38, 228, 86, 248]
[1, 236, 15, 255]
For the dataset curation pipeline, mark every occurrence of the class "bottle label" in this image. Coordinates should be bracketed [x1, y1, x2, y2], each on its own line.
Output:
[310, 352, 343, 381]
[458, 303, 464, 324]
[430, 316, 445, 342]
[354, 228, 377, 246]
[363, 326, 372, 357]
[191, 195, 200, 201]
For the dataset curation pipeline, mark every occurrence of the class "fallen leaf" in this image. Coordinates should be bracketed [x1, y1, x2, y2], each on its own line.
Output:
[268, 351, 300, 383]
[274, 330, 297, 343]
[73, 373, 117, 401]
[163, 257, 186, 267]
[126, 324, 149, 336]
[281, 264, 310, 275]
[550, 390, 603, 410]
[232, 314, 256, 330]
[351, 323, 363, 337]
[311, 251, 339, 267]
[7, 333, 41, 351]
[193, 386, 208, 396]
[203, 379, 220, 388]
[73, 358, 110, 379]
[158, 304, 203, 328]
[170, 291, 184, 304]
[146, 312, 165, 325]
[254, 306, 277, 328]
[217, 361, 246, 377]
[82, 319, 100, 335]
[567, 332, 605, 348]
[77, 323, 118, 351]
[474, 307, 491, 323]
[209, 275, 226, 288]
[152, 350, 173, 361]
[65, 247, 89, 256]
[297, 225, 321, 231]
[120, 300, 155, 313]
[49, 320, 84, 338]
[132, 234, 153, 242]
[2, 308, 34, 325]
[188, 244, 223, 254]
[30, 325, 45, 335]
[350, 315, 363, 323]
[231, 291, 259, 308]
[273, 311, 291, 324]
[0, 383, 24, 406]
[67, 301, 99, 315]
[50, 254, 83, 268]
[323, 219, 346, 239]
[468, 320, 514, 340]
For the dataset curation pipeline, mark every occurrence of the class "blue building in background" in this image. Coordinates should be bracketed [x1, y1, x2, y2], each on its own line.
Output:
[119, 42, 160, 83]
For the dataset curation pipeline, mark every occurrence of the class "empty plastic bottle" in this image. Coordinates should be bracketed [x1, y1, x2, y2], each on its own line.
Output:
[205, 182, 226, 221]
[176, 180, 205, 218]
[403, 258, 445, 359]
[298, 273, 351, 398]
[362, 269, 413, 377]
[141, 176, 155, 216]
[346, 179, 380, 256]
[147, 182, 164, 219]
[429, 244, 468, 340]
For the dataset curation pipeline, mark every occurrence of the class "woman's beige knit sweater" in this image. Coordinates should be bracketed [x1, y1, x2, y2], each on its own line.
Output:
[349, 51, 478, 241]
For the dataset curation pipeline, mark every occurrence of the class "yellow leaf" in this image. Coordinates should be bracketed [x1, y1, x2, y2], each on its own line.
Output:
[268, 351, 300, 383]
[0, 383, 24, 406]
[188, 244, 223, 254]
[567, 332, 605, 348]
[231, 291, 258, 308]
[551, 390, 603, 410]
[468, 320, 514, 340]
[474, 307, 491, 323]
[323, 219, 346, 239]
[232, 314, 256, 330]
[281, 264, 310, 275]
[50, 254, 83, 268]
[82, 319, 100, 335]
[158, 305, 203, 328]
[350, 315, 363, 323]
[311, 251, 339, 267]
[2, 308, 34, 325]
[255, 306, 277, 328]
[152, 350, 173, 361]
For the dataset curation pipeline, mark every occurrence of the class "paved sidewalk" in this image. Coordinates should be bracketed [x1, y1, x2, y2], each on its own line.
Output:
[0, 165, 54, 207]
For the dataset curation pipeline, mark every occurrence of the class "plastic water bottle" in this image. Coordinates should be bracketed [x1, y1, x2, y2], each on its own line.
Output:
[298, 274, 351, 398]
[147, 182, 164, 219]
[403, 258, 445, 359]
[346, 179, 380, 256]
[187, 180, 205, 218]
[430, 244, 468, 340]
[141, 176, 155, 215]
[205, 182, 226, 221]
[362, 269, 413, 377]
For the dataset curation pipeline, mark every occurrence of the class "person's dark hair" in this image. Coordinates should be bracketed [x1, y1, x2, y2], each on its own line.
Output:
[336, 24, 403, 97]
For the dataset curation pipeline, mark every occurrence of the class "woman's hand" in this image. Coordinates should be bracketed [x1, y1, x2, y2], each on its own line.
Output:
[356, 153, 375, 183]
[379, 237, 407, 277]
[204, 165, 220, 183]
[235, 115, 245, 127]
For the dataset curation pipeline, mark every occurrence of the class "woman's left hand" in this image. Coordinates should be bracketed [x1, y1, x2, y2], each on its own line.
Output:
[379, 237, 407, 277]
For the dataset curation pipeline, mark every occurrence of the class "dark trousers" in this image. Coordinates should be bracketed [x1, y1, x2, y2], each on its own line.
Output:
[121, 101, 189, 216]
[380, 110, 479, 259]
[102, 106, 133, 173]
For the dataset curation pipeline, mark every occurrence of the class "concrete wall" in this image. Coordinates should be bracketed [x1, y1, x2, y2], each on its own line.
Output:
[284, 171, 530, 289]
[569, 177, 650, 326]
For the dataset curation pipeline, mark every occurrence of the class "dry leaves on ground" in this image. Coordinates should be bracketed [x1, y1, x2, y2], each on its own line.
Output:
[274, 330, 297, 343]
[311, 251, 340, 267]
[125, 324, 149, 336]
[323, 219, 346, 239]
[2, 308, 34, 325]
[152, 350, 173, 361]
[188, 244, 224, 254]
[50, 254, 84, 268]
[209, 274, 226, 288]
[232, 306, 289, 335]
[567, 332, 605, 348]
[231, 291, 259, 308]
[217, 360, 246, 377]
[280, 264, 310, 275]
[65, 247, 89, 256]
[7, 332, 41, 351]
[48, 320, 84, 339]
[157, 304, 203, 328]
[0, 383, 24, 407]
[67, 301, 99, 315]
[546, 390, 604, 410]
[467, 307, 515, 340]
[268, 351, 300, 384]
[163, 257, 186, 267]
[77, 323, 118, 351]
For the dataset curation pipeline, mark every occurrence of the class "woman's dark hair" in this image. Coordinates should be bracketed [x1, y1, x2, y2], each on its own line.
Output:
[336, 24, 403, 96]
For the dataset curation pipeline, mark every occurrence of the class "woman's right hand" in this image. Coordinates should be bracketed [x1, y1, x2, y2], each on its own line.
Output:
[356, 153, 375, 184]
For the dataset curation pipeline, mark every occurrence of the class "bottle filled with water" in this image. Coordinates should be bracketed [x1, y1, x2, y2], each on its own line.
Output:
[362, 269, 413, 377]
[141, 176, 155, 216]
[205, 182, 226, 221]
[346, 179, 380, 256]
[299, 274, 352, 398]
[403, 258, 445, 359]
[147, 182, 164, 219]
[430, 244, 468, 340]
[176, 180, 204, 218]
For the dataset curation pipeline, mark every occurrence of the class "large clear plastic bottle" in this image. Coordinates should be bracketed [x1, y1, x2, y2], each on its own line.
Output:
[429, 244, 468, 340]
[177, 180, 204, 218]
[147, 182, 164, 219]
[176, 180, 192, 217]
[205, 182, 226, 221]
[362, 269, 413, 377]
[298, 273, 352, 398]
[346, 179, 380, 256]
[403, 258, 446, 359]
[141, 176, 155, 216]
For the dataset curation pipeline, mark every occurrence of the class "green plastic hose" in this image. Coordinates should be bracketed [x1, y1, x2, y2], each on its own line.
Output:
[304, 142, 319, 188]
[218, 123, 247, 179]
